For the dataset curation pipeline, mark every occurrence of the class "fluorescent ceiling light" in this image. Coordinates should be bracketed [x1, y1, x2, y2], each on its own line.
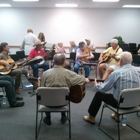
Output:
[55, 4, 78, 7]
[93, 0, 119, 2]
[0, 4, 11, 7]
[13, 0, 39, 1]
[123, 5, 140, 8]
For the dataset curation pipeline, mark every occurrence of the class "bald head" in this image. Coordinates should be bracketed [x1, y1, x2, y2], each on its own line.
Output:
[53, 54, 66, 65]
[120, 52, 132, 65]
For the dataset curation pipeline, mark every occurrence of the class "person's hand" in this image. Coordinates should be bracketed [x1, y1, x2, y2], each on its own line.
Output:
[4, 62, 10, 67]
[98, 57, 102, 62]
[111, 53, 116, 59]
[94, 78, 98, 86]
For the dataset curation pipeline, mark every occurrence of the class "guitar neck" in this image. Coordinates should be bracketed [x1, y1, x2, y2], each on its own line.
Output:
[89, 78, 104, 83]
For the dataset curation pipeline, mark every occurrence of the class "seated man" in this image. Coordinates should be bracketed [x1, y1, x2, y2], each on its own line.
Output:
[74, 41, 94, 78]
[84, 52, 140, 124]
[0, 42, 31, 94]
[98, 39, 123, 80]
[0, 60, 24, 107]
[38, 53, 90, 125]
[85, 39, 96, 52]
[28, 40, 49, 78]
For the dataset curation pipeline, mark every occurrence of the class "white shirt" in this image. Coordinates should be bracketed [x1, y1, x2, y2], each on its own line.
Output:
[21, 33, 37, 55]
[76, 48, 93, 65]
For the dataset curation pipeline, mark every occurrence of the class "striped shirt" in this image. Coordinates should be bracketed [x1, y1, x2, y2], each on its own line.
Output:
[96, 64, 140, 100]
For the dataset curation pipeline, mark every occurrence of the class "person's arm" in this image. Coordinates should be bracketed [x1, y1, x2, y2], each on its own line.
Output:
[21, 39, 25, 50]
[86, 51, 94, 60]
[76, 49, 89, 59]
[112, 48, 123, 62]
[94, 72, 117, 92]
[98, 48, 110, 61]
[87, 45, 96, 51]
[0, 60, 9, 67]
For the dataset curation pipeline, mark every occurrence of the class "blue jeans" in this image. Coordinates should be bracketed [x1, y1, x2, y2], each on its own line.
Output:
[31, 62, 49, 78]
[74, 63, 89, 78]
[0, 75, 17, 105]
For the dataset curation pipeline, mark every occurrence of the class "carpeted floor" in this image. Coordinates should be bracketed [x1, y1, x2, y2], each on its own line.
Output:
[0, 69, 140, 140]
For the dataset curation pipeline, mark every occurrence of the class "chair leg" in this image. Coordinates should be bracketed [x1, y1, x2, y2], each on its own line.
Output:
[137, 111, 140, 117]
[98, 104, 105, 127]
[68, 102, 71, 139]
[117, 121, 120, 140]
[35, 112, 38, 139]
[98, 105, 114, 140]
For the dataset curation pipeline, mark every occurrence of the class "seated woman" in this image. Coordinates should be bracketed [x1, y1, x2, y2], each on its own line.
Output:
[55, 42, 67, 54]
[69, 41, 78, 53]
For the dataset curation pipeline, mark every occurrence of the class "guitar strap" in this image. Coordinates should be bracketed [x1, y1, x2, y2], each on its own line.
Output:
[115, 46, 120, 54]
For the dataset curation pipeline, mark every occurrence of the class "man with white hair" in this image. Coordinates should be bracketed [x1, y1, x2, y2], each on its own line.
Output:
[21, 29, 38, 56]
[98, 39, 123, 80]
[84, 52, 140, 124]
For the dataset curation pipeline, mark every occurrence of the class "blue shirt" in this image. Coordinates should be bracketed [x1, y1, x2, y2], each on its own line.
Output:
[96, 64, 140, 100]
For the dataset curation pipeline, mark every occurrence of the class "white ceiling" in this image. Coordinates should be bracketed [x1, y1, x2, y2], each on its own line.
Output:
[0, 0, 140, 8]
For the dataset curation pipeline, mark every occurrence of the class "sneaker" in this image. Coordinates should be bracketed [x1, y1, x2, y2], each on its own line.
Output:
[111, 113, 120, 122]
[61, 116, 67, 124]
[10, 102, 24, 107]
[16, 96, 23, 101]
[43, 117, 51, 125]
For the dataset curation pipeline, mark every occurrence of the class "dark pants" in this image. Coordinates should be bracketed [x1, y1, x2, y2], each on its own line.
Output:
[31, 62, 49, 78]
[45, 112, 66, 118]
[88, 91, 118, 117]
[0, 75, 17, 105]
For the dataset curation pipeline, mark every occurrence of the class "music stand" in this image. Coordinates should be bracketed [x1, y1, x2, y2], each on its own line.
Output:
[24, 58, 43, 97]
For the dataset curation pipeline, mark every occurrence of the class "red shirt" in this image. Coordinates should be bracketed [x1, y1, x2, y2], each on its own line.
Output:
[28, 48, 45, 59]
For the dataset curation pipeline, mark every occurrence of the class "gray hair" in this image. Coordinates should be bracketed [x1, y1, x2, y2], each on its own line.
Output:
[120, 51, 132, 65]
[53, 54, 66, 65]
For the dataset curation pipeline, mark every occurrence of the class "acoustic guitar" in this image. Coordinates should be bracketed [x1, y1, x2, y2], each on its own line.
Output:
[0, 58, 28, 75]
[27, 76, 104, 103]
[99, 47, 120, 64]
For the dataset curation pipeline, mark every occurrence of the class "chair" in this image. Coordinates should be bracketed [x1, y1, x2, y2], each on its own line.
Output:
[129, 43, 137, 54]
[132, 54, 140, 66]
[91, 53, 101, 62]
[119, 44, 130, 52]
[69, 52, 76, 66]
[9, 54, 19, 61]
[16, 51, 26, 59]
[98, 87, 140, 140]
[36, 87, 71, 140]
[0, 87, 5, 107]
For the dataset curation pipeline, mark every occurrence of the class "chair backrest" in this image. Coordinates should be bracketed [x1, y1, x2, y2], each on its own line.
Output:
[119, 88, 140, 108]
[16, 51, 25, 59]
[132, 54, 140, 63]
[91, 53, 100, 61]
[119, 44, 130, 51]
[129, 43, 137, 49]
[37, 87, 69, 107]
[9, 54, 19, 61]
[138, 44, 140, 50]
[70, 52, 76, 60]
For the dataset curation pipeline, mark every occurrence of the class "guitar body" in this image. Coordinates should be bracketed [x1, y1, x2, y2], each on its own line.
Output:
[0, 65, 11, 75]
[99, 53, 111, 64]
[7, 59, 18, 69]
[80, 47, 90, 64]
[0, 59, 18, 75]
[69, 84, 86, 103]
